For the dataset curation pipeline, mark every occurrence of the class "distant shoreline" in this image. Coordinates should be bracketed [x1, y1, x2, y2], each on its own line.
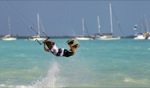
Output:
[0, 35, 74, 39]
[0, 35, 135, 39]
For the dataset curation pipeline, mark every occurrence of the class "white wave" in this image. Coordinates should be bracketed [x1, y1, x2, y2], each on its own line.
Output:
[15, 61, 64, 88]
[32, 62, 59, 88]
[0, 84, 16, 88]
[15, 85, 34, 88]
[123, 77, 138, 83]
[123, 77, 149, 84]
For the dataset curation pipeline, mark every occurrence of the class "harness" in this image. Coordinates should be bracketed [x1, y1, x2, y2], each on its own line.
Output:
[49, 44, 64, 56]
[56, 48, 63, 56]
[49, 44, 73, 57]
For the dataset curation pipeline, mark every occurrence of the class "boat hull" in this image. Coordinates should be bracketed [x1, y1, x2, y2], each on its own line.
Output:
[29, 37, 45, 41]
[75, 37, 93, 40]
[96, 35, 120, 40]
[2, 37, 17, 41]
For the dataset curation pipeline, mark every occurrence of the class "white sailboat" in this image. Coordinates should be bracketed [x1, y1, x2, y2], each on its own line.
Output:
[29, 13, 45, 41]
[2, 17, 17, 41]
[133, 24, 145, 40]
[94, 16, 102, 40]
[134, 16, 150, 40]
[134, 34, 145, 40]
[75, 18, 93, 40]
[99, 3, 120, 40]
[134, 32, 149, 40]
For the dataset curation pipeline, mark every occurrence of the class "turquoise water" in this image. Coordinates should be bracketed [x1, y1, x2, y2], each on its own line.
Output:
[0, 39, 150, 88]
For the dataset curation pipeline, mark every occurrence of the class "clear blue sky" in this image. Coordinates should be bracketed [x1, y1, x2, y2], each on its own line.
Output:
[0, 1, 150, 37]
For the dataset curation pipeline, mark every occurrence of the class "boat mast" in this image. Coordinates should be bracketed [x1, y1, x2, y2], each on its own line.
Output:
[97, 16, 101, 34]
[82, 18, 85, 36]
[144, 15, 149, 33]
[8, 16, 11, 35]
[37, 13, 40, 37]
[109, 3, 113, 35]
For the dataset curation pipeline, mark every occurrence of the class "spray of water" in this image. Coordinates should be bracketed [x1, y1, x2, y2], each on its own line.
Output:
[33, 61, 59, 88]
[15, 61, 63, 88]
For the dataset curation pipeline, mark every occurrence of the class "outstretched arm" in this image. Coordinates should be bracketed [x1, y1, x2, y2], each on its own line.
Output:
[44, 43, 49, 52]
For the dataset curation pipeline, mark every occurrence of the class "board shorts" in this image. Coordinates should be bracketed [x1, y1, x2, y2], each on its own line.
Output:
[63, 49, 73, 57]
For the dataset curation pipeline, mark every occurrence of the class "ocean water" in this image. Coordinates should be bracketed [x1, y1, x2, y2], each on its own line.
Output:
[0, 39, 150, 88]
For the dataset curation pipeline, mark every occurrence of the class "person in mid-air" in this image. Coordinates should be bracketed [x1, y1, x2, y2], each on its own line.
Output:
[43, 38, 77, 57]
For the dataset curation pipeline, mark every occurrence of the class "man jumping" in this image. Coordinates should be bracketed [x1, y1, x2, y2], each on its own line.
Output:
[43, 38, 78, 57]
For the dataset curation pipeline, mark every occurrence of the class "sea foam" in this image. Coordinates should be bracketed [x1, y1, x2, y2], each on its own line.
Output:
[15, 61, 63, 88]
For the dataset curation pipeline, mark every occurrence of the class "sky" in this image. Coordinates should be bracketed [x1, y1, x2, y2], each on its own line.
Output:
[0, 0, 150, 37]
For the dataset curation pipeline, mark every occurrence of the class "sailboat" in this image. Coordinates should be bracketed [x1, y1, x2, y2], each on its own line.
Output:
[134, 16, 150, 40]
[2, 17, 17, 41]
[134, 34, 145, 40]
[94, 16, 102, 40]
[133, 24, 145, 40]
[75, 18, 93, 40]
[29, 13, 45, 41]
[99, 3, 120, 40]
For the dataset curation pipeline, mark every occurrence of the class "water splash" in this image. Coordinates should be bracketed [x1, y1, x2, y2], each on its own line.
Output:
[15, 61, 62, 88]
[33, 62, 59, 88]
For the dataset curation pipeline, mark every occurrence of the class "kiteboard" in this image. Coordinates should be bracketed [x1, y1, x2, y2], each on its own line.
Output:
[67, 39, 80, 49]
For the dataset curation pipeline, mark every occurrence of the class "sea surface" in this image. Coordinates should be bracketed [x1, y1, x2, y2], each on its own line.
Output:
[0, 39, 150, 88]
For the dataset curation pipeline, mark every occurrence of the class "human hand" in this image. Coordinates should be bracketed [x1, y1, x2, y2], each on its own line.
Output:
[43, 40, 48, 44]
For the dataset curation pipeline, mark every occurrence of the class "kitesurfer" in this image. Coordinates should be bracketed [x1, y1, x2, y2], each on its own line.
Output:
[43, 38, 78, 57]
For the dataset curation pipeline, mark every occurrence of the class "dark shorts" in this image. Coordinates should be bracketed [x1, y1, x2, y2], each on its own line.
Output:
[63, 49, 73, 57]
